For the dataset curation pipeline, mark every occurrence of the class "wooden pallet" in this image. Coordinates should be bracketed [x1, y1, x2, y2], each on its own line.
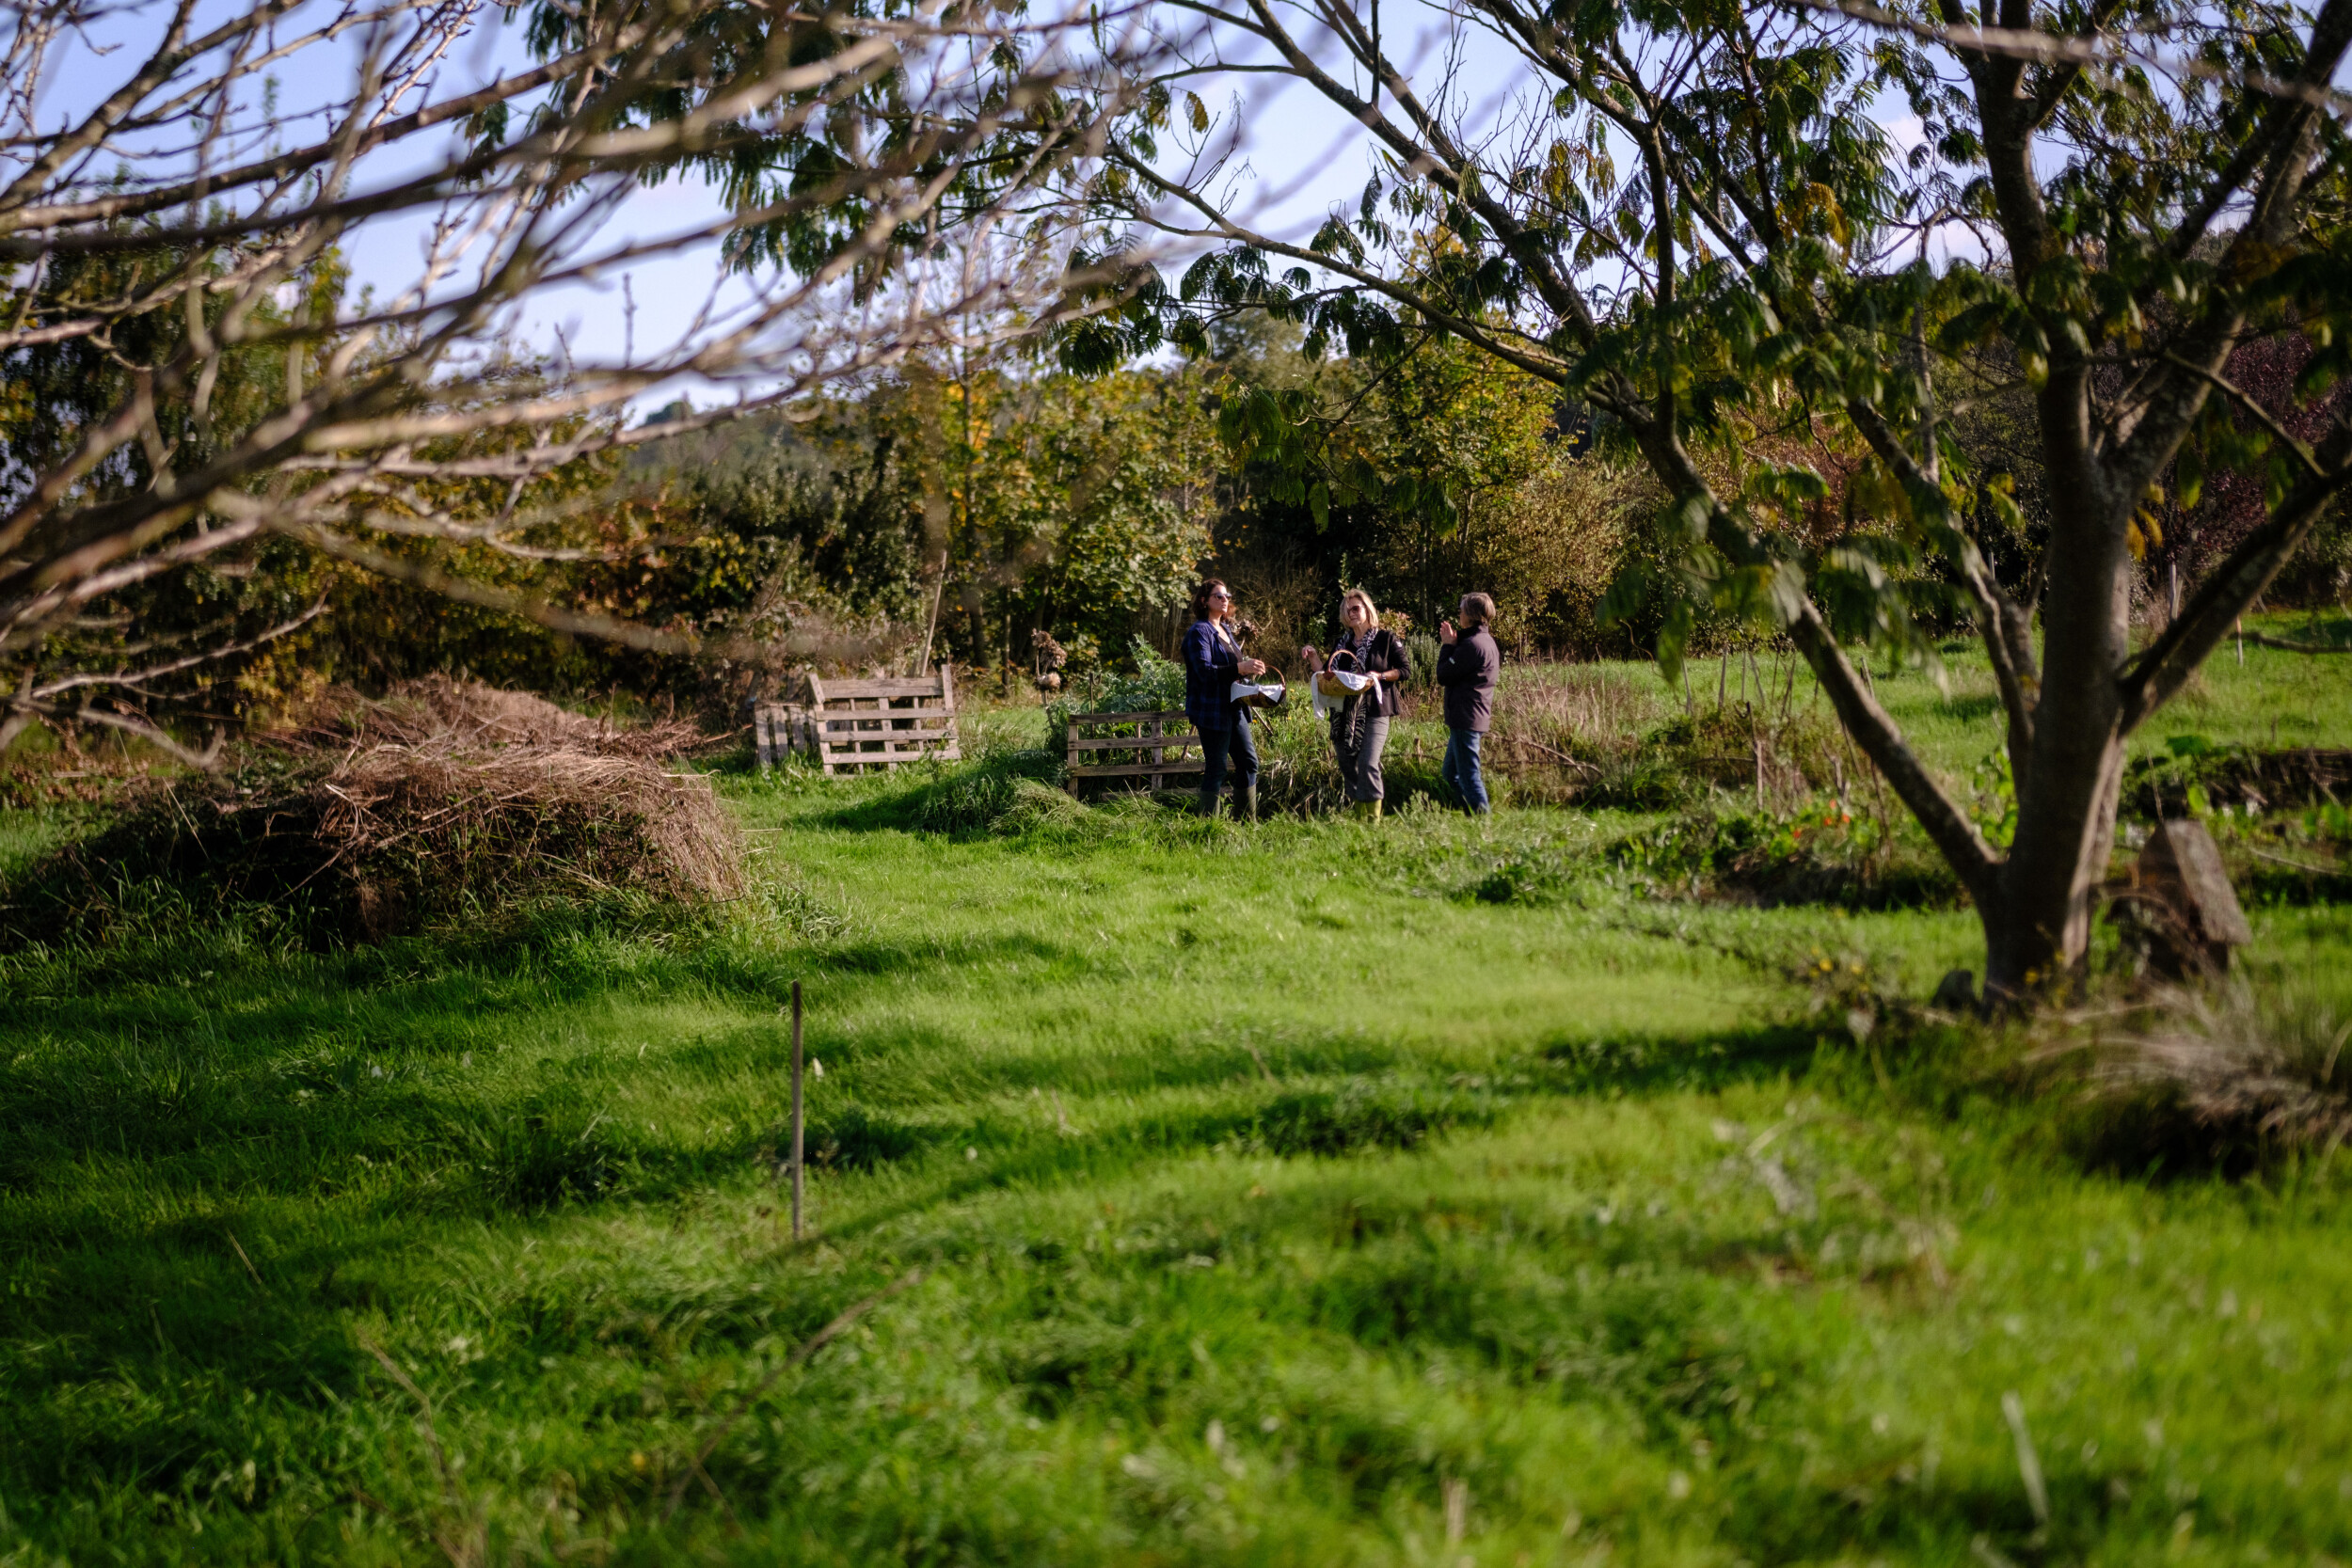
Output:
[752, 701, 817, 768]
[755, 670, 961, 774]
[809, 671, 961, 774]
[1065, 708, 1203, 794]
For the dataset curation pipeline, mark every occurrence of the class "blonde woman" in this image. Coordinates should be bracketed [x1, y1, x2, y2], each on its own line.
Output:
[1299, 588, 1410, 816]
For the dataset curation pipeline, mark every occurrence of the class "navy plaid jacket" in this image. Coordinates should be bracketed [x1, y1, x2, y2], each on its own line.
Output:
[1183, 618, 1245, 732]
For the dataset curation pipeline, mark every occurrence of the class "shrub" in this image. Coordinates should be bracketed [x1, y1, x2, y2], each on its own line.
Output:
[1403, 632, 1440, 692]
[1043, 635, 1190, 753]
[1607, 800, 1963, 911]
[2053, 982, 2352, 1171]
[2119, 736, 2352, 818]
[908, 750, 1067, 834]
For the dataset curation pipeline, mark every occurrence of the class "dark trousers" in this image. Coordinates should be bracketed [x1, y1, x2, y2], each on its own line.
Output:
[1331, 705, 1390, 802]
[1443, 726, 1489, 814]
[1198, 712, 1257, 807]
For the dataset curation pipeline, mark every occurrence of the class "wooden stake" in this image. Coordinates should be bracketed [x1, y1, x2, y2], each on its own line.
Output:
[790, 980, 805, 1242]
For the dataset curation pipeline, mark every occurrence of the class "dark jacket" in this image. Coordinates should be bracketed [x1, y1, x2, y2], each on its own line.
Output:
[1315, 626, 1410, 719]
[1183, 617, 1248, 731]
[1435, 624, 1500, 732]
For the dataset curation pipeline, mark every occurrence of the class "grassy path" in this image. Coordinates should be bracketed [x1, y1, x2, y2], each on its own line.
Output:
[2, 736, 2350, 1562]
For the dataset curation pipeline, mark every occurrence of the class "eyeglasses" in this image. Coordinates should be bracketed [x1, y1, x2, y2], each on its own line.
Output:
[1210, 591, 1232, 601]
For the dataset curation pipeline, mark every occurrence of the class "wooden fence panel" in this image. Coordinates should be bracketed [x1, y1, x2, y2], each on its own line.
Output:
[1065, 708, 1202, 794]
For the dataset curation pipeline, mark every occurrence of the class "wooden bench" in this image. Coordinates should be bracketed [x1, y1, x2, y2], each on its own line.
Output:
[755, 670, 961, 774]
[1065, 709, 1203, 794]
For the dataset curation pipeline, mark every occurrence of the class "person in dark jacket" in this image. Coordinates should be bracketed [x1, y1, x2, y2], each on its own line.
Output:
[1182, 578, 1268, 818]
[1435, 592, 1500, 814]
[1299, 587, 1409, 817]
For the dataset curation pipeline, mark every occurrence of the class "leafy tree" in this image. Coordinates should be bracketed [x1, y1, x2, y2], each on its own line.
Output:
[1204, 315, 1633, 648]
[1008, 370, 1218, 646]
[634, 361, 1216, 674]
[1090, 0, 2352, 1001]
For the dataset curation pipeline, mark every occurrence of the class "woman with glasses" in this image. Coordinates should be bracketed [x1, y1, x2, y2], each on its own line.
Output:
[1182, 578, 1267, 819]
[1298, 588, 1408, 817]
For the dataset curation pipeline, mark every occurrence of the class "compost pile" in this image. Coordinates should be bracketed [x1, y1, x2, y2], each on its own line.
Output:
[7, 681, 739, 945]
[269, 674, 707, 759]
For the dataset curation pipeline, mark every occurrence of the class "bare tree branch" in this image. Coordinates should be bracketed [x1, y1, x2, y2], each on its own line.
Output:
[2, 0, 1168, 748]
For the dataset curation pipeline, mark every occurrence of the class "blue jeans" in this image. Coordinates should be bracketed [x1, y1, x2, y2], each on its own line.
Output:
[1443, 726, 1489, 814]
[1198, 711, 1257, 808]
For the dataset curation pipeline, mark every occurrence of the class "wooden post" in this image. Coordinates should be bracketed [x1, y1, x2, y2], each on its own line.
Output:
[790, 980, 805, 1241]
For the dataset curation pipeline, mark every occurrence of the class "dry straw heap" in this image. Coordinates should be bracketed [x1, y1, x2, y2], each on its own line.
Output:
[7, 681, 740, 944]
[2026, 983, 2352, 1170]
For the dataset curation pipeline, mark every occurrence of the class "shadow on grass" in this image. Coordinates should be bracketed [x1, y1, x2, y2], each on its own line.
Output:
[1535, 1022, 1822, 1094]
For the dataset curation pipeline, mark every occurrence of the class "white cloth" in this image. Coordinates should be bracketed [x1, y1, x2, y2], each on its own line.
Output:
[1230, 679, 1285, 707]
[1310, 667, 1375, 720]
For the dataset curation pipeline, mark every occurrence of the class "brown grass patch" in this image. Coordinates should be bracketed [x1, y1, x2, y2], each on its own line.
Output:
[1485, 666, 1838, 809]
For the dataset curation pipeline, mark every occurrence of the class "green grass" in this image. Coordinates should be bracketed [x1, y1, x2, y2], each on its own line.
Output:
[2, 635, 2350, 1565]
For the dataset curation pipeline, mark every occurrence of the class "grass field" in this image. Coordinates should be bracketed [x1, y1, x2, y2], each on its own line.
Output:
[2, 634, 2349, 1565]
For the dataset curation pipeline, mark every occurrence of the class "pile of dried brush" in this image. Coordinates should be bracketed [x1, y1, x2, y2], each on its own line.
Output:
[270, 674, 707, 758]
[5, 685, 739, 945]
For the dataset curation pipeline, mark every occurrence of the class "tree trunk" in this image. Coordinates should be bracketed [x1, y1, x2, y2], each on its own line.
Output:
[1986, 733, 2127, 998]
[1983, 454, 2134, 1000]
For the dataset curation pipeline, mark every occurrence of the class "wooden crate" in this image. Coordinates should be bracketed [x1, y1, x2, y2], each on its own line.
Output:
[1066, 709, 1203, 794]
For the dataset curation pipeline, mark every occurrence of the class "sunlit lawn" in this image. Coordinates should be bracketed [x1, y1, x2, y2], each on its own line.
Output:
[0, 621, 2347, 1563]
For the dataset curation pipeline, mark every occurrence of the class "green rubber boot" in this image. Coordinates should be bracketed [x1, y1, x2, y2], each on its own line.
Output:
[1235, 784, 1258, 823]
